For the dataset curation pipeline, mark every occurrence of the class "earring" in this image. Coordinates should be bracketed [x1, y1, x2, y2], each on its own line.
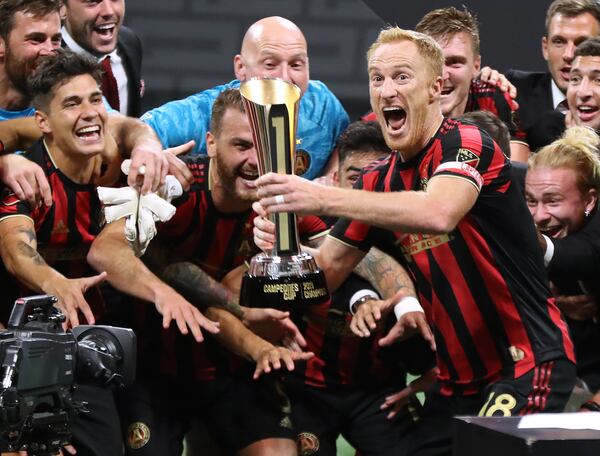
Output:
[585, 209, 591, 217]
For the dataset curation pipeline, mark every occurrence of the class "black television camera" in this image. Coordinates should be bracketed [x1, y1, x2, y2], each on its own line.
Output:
[0, 295, 136, 455]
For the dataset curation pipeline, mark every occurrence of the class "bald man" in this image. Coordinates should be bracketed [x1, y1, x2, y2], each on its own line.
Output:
[141, 16, 349, 180]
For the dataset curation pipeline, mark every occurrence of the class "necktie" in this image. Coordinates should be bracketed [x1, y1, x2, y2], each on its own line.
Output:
[101, 56, 120, 112]
[557, 99, 568, 114]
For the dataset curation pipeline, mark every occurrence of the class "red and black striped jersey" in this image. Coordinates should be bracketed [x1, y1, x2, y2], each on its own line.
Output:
[0, 139, 104, 321]
[291, 272, 434, 390]
[330, 118, 574, 396]
[137, 154, 260, 381]
[362, 80, 525, 143]
[465, 79, 526, 143]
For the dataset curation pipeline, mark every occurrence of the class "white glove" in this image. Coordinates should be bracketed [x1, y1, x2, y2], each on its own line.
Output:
[97, 159, 183, 256]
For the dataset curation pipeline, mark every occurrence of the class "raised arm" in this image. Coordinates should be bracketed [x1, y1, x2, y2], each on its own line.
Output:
[0, 216, 104, 326]
[87, 219, 219, 341]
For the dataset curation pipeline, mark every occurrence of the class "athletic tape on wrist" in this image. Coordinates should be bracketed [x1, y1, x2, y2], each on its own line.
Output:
[348, 289, 379, 315]
[393, 296, 424, 321]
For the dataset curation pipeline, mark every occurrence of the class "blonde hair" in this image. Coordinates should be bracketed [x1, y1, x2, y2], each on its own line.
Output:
[529, 126, 600, 193]
[367, 26, 444, 79]
[416, 7, 480, 55]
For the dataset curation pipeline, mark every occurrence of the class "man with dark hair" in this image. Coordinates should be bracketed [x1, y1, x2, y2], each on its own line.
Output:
[507, 0, 600, 152]
[61, 0, 144, 116]
[254, 27, 576, 455]
[0, 48, 128, 456]
[0, 0, 180, 207]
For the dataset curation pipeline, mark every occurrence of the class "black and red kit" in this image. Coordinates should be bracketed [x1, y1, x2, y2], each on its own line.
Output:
[0, 139, 104, 320]
[330, 118, 575, 396]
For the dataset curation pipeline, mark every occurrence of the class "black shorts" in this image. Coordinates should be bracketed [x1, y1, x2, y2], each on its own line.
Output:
[407, 358, 576, 456]
[70, 384, 123, 456]
[286, 379, 420, 456]
[118, 372, 295, 456]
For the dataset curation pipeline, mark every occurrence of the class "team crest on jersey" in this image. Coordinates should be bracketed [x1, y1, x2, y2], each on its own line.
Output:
[456, 148, 480, 168]
[295, 149, 311, 176]
[127, 422, 150, 449]
[51, 220, 70, 236]
[297, 432, 320, 455]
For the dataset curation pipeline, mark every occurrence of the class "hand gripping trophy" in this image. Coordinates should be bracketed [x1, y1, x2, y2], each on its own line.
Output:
[239, 78, 328, 310]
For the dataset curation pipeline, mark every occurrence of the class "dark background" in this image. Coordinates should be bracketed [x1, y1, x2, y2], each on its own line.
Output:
[125, 0, 551, 120]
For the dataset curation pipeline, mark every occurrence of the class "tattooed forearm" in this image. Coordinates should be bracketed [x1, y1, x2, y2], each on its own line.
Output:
[354, 247, 414, 299]
[16, 240, 46, 266]
[161, 261, 245, 319]
[17, 227, 36, 244]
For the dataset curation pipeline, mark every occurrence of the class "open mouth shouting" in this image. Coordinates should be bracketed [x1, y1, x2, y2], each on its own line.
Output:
[537, 224, 562, 238]
[75, 124, 102, 143]
[94, 22, 117, 41]
[576, 104, 599, 124]
[382, 106, 407, 133]
[239, 169, 259, 188]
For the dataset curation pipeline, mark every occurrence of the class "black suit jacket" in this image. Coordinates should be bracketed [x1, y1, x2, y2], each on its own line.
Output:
[62, 25, 143, 117]
[116, 26, 143, 117]
[506, 69, 566, 152]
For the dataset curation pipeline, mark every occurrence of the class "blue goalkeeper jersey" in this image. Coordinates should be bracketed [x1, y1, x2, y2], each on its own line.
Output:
[141, 79, 349, 180]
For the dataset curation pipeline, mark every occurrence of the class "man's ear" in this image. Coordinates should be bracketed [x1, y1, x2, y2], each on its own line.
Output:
[233, 54, 246, 81]
[430, 75, 443, 103]
[35, 110, 52, 134]
[0, 37, 6, 61]
[206, 131, 217, 158]
[585, 188, 597, 215]
[542, 36, 549, 61]
[473, 54, 481, 74]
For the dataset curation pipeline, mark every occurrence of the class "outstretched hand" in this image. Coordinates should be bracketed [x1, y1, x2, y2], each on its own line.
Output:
[253, 346, 314, 379]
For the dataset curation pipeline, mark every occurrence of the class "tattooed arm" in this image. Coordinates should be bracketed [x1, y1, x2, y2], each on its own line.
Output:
[0, 216, 105, 326]
[88, 219, 220, 341]
[161, 261, 244, 318]
[354, 247, 415, 299]
[304, 233, 415, 298]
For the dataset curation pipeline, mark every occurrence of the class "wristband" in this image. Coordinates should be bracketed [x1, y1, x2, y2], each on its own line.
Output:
[393, 296, 424, 321]
[349, 289, 379, 315]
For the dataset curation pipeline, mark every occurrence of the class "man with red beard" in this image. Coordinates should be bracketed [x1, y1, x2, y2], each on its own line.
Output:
[61, 0, 144, 116]
[364, 8, 527, 160]
[253, 27, 576, 455]
[0, 0, 179, 207]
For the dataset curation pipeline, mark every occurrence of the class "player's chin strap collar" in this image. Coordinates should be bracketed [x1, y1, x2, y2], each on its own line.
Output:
[97, 159, 183, 256]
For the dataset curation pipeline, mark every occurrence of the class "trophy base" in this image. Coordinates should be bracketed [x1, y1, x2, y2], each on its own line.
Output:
[240, 253, 329, 311]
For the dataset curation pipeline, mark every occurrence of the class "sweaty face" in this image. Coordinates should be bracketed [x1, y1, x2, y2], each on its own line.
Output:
[64, 0, 125, 55]
[42, 74, 107, 158]
[368, 40, 442, 155]
[337, 150, 388, 188]
[438, 32, 481, 117]
[236, 23, 309, 96]
[567, 55, 600, 130]
[3, 11, 61, 96]
[542, 12, 600, 92]
[211, 108, 259, 203]
[525, 166, 595, 238]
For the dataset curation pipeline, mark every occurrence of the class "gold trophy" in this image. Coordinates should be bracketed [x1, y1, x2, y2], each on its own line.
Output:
[239, 78, 328, 310]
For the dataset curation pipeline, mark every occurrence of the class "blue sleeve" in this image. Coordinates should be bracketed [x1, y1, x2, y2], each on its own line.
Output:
[140, 82, 235, 155]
